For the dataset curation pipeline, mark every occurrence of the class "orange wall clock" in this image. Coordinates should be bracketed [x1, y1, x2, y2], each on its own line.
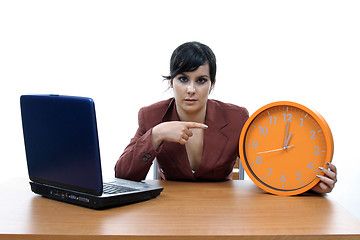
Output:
[239, 101, 334, 196]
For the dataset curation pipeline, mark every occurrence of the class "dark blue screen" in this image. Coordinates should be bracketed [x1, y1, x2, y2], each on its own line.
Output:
[20, 95, 103, 195]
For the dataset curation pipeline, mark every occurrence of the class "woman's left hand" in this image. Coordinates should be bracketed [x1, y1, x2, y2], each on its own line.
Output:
[311, 162, 337, 194]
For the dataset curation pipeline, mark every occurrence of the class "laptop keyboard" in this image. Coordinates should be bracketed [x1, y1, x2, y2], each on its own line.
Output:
[103, 183, 138, 195]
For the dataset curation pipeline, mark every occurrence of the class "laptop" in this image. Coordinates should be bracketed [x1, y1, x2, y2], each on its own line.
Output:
[20, 94, 163, 209]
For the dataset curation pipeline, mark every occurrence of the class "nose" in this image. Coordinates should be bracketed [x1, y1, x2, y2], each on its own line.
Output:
[187, 82, 196, 94]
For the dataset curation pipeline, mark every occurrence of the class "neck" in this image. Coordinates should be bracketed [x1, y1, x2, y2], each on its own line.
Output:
[176, 105, 207, 123]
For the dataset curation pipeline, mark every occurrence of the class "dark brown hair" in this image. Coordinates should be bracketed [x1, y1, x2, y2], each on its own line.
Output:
[164, 41, 216, 85]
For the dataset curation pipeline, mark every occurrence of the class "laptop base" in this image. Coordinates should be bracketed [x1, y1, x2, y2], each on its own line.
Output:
[30, 181, 162, 210]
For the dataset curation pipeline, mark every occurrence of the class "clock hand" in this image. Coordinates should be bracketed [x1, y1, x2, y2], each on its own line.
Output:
[257, 148, 284, 154]
[284, 120, 290, 148]
[257, 145, 295, 154]
[284, 132, 292, 147]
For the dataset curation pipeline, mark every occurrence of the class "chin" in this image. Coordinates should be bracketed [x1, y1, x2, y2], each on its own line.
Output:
[182, 103, 203, 113]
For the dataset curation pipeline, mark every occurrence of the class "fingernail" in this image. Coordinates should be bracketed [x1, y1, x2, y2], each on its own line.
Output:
[326, 162, 330, 166]
[316, 175, 322, 178]
[204, 125, 208, 129]
[319, 167, 324, 171]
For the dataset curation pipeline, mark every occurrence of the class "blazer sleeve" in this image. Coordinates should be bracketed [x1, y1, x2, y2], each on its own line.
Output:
[114, 107, 162, 181]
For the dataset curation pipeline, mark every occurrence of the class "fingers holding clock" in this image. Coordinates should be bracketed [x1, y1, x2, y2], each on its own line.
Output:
[313, 162, 337, 193]
[321, 163, 337, 182]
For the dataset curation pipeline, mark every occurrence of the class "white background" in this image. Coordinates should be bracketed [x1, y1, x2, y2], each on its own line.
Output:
[1, 1, 359, 218]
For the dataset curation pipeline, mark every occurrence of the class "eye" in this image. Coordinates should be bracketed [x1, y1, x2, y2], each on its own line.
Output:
[178, 76, 188, 83]
[197, 78, 208, 84]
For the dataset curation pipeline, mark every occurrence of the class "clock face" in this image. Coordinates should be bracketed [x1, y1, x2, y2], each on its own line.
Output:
[239, 101, 334, 196]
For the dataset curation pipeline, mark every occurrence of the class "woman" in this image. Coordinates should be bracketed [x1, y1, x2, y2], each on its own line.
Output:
[115, 41, 337, 194]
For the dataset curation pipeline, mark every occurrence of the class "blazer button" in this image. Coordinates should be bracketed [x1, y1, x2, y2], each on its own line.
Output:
[142, 153, 152, 162]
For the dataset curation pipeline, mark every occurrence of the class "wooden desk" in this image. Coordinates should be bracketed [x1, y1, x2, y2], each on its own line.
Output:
[1, 179, 359, 240]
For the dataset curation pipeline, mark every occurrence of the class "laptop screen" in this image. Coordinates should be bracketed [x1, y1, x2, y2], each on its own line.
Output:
[20, 95, 103, 196]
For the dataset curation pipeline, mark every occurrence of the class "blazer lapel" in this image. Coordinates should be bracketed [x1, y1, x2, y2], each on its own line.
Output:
[161, 98, 178, 122]
[196, 100, 229, 176]
[160, 98, 194, 178]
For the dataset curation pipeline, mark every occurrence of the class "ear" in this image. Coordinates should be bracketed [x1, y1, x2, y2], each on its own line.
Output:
[170, 79, 174, 88]
[209, 79, 215, 92]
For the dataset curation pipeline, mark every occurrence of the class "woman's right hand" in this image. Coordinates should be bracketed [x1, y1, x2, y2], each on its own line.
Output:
[151, 121, 208, 150]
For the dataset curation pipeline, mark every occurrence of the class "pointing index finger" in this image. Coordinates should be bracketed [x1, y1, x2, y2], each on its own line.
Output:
[185, 122, 208, 129]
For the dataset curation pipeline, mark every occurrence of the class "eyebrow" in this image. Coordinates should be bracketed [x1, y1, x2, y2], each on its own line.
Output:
[180, 73, 210, 79]
[198, 75, 210, 79]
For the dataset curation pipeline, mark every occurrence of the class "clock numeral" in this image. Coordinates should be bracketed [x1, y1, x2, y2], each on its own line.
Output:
[267, 168, 273, 176]
[281, 174, 286, 182]
[307, 161, 313, 170]
[313, 147, 319, 155]
[258, 126, 268, 135]
[269, 116, 277, 125]
[252, 141, 258, 149]
[300, 118, 304, 127]
[310, 131, 316, 139]
[296, 171, 302, 180]
[256, 156, 262, 164]
[283, 113, 292, 122]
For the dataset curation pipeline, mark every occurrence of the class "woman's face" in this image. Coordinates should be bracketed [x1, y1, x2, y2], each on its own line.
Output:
[171, 63, 214, 116]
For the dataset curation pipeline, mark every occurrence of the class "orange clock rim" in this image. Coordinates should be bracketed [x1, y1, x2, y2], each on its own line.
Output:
[239, 101, 334, 196]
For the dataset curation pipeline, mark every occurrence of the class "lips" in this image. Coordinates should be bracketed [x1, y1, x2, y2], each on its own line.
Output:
[184, 99, 198, 105]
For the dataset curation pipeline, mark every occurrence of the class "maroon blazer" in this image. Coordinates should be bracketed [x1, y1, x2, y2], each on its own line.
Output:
[115, 98, 249, 181]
